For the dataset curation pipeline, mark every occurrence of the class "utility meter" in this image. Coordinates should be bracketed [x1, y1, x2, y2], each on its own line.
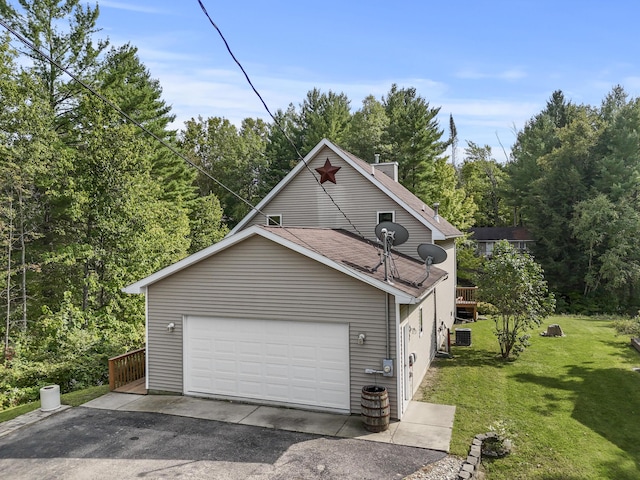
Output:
[382, 359, 393, 377]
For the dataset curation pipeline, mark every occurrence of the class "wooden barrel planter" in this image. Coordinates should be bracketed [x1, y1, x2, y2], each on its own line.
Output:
[361, 385, 390, 432]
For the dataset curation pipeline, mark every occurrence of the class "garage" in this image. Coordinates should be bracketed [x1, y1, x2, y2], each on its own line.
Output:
[183, 316, 351, 412]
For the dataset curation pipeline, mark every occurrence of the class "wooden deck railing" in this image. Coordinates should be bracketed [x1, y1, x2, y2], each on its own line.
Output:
[456, 286, 478, 303]
[108, 348, 145, 391]
[456, 286, 478, 321]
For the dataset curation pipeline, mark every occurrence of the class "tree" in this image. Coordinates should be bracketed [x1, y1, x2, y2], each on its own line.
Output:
[98, 43, 196, 205]
[179, 116, 269, 226]
[460, 142, 510, 227]
[0, 34, 55, 351]
[344, 95, 390, 162]
[449, 114, 458, 171]
[261, 105, 299, 196]
[478, 241, 555, 358]
[0, 0, 108, 126]
[382, 84, 447, 199]
[504, 90, 576, 226]
[297, 88, 351, 155]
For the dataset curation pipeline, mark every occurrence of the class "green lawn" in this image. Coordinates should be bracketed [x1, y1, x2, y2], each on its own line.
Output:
[422, 315, 640, 480]
[0, 385, 109, 423]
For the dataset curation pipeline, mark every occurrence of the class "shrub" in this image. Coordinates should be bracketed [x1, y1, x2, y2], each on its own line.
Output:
[612, 314, 640, 337]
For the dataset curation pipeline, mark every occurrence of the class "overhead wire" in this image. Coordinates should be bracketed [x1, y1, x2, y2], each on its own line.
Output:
[196, 0, 368, 241]
[0, 15, 335, 258]
[0, 16, 268, 225]
[0, 9, 396, 289]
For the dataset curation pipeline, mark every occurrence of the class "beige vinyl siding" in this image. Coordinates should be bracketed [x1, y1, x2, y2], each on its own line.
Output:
[400, 292, 437, 399]
[435, 238, 457, 337]
[245, 146, 432, 259]
[146, 234, 399, 418]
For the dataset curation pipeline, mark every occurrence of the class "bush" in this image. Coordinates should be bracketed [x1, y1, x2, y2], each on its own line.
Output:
[612, 314, 640, 337]
[477, 301, 499, 316]
[0, 292, 144, 409]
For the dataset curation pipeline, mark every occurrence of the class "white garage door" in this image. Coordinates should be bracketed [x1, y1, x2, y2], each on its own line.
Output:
[184, 316, 350, 412]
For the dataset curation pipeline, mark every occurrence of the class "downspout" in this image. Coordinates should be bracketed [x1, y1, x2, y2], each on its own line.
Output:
[385, 292, 390, 358]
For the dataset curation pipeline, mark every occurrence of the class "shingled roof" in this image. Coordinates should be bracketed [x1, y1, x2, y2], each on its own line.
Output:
[334, 143, 461, 238]
[124, 225, 446, 302]
[262, 226, 447, 299]
[469, 226, 534, 242]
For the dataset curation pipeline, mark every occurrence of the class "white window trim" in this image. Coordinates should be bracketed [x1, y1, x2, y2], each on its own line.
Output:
[377, 210, 395, 224]
[266, 214, 282, 226]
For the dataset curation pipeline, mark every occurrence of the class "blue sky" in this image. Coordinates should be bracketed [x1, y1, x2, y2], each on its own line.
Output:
[91, 1, 640, 161]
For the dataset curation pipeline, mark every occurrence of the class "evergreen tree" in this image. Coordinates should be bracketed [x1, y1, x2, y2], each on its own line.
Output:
[382, 84, 447, 200]
[344, 95, 390, 162]
[460, 142, 510, 227]
[297, 88, 351, 156]
[261, 105, 299, 196]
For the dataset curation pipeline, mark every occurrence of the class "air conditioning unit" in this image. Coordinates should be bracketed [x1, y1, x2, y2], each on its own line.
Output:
[455, 328, 472, 347]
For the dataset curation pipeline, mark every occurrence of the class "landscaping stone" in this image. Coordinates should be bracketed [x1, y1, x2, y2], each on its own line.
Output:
[461, 463, 475, 473]
[541, 324, 565, 337]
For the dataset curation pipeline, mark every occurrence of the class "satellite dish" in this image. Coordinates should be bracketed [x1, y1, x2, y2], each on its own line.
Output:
[414, 243, 448, 287]
[417, 243, 447, 264]
[375, 221, 409, 246]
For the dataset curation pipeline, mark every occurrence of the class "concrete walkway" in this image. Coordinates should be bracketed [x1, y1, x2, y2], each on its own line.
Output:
[82, 392, 455, 452]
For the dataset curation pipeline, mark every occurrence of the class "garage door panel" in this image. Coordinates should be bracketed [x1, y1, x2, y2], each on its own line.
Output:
[185, 317, 350, 411]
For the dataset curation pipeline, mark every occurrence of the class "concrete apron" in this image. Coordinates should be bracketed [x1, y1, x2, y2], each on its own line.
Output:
[82, 393, 455, 452]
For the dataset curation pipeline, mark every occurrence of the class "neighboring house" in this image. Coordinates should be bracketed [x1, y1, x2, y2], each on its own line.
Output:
[469, 226, 534, 257]
[124, 139, 462, 420]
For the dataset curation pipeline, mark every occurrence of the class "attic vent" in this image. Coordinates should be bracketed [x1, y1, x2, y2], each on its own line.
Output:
[374, 153, 380, 163]
[433, 202, 440, 221]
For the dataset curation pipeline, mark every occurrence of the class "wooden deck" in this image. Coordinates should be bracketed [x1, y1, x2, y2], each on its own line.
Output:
[456, 286, 478, 321]
[113, 376, 147, 395]
[108, 348, 146, 393]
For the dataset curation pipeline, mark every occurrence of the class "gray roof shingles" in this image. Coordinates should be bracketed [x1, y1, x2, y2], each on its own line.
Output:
[262, 226, 446, 299]
[336, 145, 462, 239]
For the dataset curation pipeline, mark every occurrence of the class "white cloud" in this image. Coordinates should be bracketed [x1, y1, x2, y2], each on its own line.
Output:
[97, 1, 168, 14]
[455, 68, 527, 81]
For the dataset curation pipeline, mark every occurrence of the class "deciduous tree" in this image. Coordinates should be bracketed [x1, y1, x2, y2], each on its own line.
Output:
[479, 241, 555, 358]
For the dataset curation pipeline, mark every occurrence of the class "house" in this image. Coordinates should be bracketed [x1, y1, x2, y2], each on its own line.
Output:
[124, 139, 462, 420]
[469, 226, 534, 257]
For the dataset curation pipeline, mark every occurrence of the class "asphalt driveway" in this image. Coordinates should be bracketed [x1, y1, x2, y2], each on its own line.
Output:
[0, 407, 445, 479]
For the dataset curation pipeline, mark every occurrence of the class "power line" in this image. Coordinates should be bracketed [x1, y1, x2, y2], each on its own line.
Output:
[0, 16, 267, 224]
[0, 11, 376, 273]
[0, 16, 340, 258]
[196, 0, 368, 241]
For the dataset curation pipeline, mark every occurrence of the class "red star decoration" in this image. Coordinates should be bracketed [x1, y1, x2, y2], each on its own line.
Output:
[315, 158, 341, 184]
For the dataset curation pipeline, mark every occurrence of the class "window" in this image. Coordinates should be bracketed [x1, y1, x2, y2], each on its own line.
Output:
[377, 211, 394, 224]
[419, 307, 423, 336]
[485, 241, 494, 257]
[266, 214, 282, 226]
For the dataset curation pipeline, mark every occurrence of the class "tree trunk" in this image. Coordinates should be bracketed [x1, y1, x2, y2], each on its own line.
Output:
[4, 200, 13, 353]
[19, 190, 27, 330]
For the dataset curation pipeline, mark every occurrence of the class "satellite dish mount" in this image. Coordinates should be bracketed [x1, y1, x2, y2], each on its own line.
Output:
[372, 222, 409, 282]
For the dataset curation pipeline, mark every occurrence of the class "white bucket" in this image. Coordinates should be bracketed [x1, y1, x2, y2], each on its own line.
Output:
[40, 384, 61, 411]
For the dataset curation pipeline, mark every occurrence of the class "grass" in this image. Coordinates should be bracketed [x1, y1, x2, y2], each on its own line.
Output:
[0, 385, 109, 423]
[421, 315, 640, 480]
